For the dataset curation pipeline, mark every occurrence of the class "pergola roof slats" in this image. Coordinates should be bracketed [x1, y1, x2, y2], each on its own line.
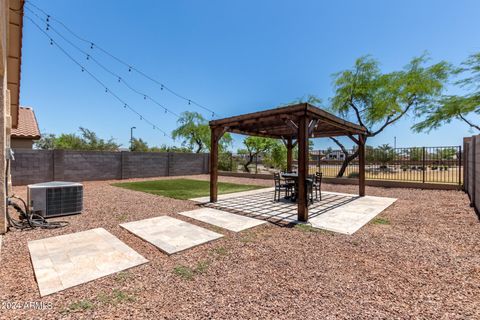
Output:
[209, 103, 366, 138]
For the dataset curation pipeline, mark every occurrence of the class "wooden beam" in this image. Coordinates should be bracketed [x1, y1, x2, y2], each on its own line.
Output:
[297, 116, 309, 222]
[209, 126, 224, 202]
[358, 134, 366, 197]
[348, 134, 359, 145]
[286, 137, 293, 172]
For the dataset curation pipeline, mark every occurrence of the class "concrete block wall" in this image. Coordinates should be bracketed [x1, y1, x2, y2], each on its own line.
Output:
[11, 149, 54, 185]
[11, 149, 210, 185]
[122, 152, 169, 179]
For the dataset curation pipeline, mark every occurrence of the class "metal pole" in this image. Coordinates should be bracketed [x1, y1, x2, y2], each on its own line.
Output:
[394, 136, 396, 149]
[130, 126, 136, 151]
[459, 146, 462, 186]
[422, 147, 426, 183]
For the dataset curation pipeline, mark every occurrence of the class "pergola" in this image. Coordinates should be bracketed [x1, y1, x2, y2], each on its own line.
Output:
[209, 103, 368, 222]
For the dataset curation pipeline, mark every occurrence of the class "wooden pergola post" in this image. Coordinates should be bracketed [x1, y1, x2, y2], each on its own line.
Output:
[210, 126, 224, 203]
[286, 137, 293, 172]
[297, 116, 309, 221]
[358, 134, 366, 197]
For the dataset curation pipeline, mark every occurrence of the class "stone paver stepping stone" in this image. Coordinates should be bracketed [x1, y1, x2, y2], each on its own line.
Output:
[120, 216, 223, 255]
[28, 228, 148, 297]
[308, 195, 397, 235]
[178, 208, 266, 232]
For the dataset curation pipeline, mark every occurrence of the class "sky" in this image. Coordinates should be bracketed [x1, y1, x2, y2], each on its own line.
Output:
[19, 0, 480, 151]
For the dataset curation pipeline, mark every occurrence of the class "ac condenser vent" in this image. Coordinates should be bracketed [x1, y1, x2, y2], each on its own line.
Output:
[27, 181, 83, 218]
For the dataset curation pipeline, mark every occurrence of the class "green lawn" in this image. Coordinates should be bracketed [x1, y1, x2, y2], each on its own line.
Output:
[112, 178, 266, 200]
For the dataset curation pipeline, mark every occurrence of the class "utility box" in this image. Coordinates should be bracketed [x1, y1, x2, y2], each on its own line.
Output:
[27, 181, 83, 218]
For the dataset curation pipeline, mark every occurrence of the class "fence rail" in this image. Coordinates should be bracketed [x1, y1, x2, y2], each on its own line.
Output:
[222, 145, 463, 185]
[463, 135, 479, 212]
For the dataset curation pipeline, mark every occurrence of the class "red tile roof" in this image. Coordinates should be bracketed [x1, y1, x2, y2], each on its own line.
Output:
[11, 107, 41, 140]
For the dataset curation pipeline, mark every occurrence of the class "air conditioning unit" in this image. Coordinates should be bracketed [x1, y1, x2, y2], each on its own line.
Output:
[27, 181, 83, 218]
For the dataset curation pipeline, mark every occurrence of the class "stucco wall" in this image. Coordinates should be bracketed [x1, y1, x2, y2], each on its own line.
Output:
[0, 0, 9, 234]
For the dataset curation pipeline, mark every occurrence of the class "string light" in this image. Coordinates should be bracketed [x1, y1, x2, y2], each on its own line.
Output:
[20, 14, 173, 139]
[24, 0, 221, 118]
[22, 7, 181, 118]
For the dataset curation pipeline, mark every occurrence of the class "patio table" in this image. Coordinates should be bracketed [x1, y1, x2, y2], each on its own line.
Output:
[281, 173, 313, 202]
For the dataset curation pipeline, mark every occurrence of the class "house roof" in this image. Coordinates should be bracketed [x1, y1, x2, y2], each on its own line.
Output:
[209, 103, 367, 139]
[8, 0, 25, 129]
[11, 107, 40, 140]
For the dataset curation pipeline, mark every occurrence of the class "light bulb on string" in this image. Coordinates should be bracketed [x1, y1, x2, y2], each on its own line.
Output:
[49, 38, 53, 45]
[90, 43, 94, 49]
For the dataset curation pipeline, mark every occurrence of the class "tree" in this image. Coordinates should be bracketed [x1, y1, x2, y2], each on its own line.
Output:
[130, 138, 149, 152]
[329, 54, 451, 177]
[239, 137, 276, 173]
[34, 133, 56, 150]
[375, 144, 395, 165]
[172, 111, 232, 153]
[436, 147, 457, 160]
[34, 127, 121, 151]
[413, 52, 480, 132]
[263, 141, 287, 170]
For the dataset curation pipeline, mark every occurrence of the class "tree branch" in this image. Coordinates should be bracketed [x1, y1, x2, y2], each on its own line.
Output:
[457, 113, 480, 131]
[370, 94, 417, 137]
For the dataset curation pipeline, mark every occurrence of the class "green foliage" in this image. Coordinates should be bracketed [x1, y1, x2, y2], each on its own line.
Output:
[240, 136, 277, 172]
[34, 133, 56, 149]
[172, 111, 232, 153]
[67, 299, 94, 312]
[218, 152, 237, 171]
[173, 265, 194, 280]
[173, 261, 210, 280]
[413, 52, 480, 132]
[130, 137, 149, 152]
[35, 127, 121, 151]
[371, 217, 390, 225]
[331, 54, 451, 136]
[435, 147, 457, 160]
[408, 147, 423, 161]
[263, 141, 287, 170]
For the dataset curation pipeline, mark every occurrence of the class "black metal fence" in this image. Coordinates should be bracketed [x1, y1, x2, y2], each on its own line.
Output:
[312, 146, 462, 185]
[220, 145, 462, 185]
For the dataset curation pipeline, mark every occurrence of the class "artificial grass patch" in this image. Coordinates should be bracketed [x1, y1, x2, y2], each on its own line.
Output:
[112, 178, 265, 200]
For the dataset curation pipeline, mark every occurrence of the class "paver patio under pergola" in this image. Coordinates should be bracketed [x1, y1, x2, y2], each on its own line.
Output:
[209, 103, 368, 222]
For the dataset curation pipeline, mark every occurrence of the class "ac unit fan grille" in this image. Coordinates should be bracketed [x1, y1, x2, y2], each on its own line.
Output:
[46, 186, 83, 217]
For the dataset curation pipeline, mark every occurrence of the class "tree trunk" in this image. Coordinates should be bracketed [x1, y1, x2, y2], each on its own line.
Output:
[330, 137, 367, 178]
[337, 150, 359, 177]
[243, 154, 254, 173]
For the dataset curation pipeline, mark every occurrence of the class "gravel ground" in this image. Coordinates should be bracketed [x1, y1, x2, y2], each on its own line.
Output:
[0, 175, 479, 319]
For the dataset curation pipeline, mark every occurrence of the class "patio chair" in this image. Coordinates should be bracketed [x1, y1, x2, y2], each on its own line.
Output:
[274, 172, 291, 201]
[313, 172, 322, 201]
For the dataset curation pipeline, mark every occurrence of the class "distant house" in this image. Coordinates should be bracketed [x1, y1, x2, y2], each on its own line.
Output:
[325, 150, 346, 160]
[11, 107, 41, 149]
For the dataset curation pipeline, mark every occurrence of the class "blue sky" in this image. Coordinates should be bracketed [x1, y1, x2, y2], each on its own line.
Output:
[20, 0, 480, 151]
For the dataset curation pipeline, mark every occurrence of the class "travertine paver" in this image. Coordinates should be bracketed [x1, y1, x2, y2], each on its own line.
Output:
[120, 216, 223, 255]
[28, 228, 148, 297]
[178, 208, 266, 232]
[205, 190, 396, 234]
[308, 195, 396, 234]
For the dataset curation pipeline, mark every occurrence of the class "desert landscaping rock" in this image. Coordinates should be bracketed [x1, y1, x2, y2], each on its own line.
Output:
[0, 175, 479, 319]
